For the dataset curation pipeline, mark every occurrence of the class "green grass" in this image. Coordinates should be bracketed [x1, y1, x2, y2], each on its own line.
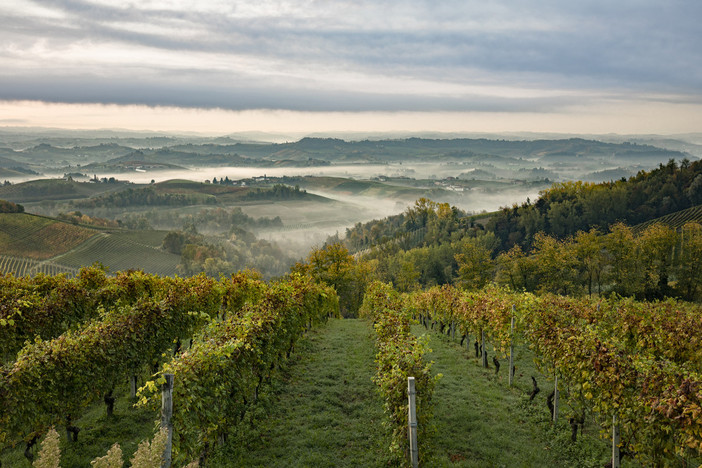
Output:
[211, 318, 391, 467]
[0, 384, 159, 468]
[415, 324, 611, 468]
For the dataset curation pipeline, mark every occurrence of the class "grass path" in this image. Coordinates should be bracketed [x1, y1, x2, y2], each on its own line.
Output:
[212, 318, 390, 467]
[417, 325, 609, 468]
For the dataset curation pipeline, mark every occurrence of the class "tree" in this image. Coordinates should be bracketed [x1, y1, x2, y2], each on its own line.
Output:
[605, 223, 645, 297]
[294, 243, 374, 317]
[495, 245, 537, 291]
[532, 232, 579, 295]
[674, 222, 702, 300]
[573, 228, 607, 296]
[454, 235, 495, 290]
[637, 223, 677, 299]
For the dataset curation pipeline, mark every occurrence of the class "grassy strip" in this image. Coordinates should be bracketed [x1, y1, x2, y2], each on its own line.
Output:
[210, 318, 390, 467]
[415, 324, 612, 468]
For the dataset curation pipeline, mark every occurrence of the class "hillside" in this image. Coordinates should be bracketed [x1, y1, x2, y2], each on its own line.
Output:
[0, 212, 180, 275]
[487, 158, 702, 250]
[0, 213, 96, 259]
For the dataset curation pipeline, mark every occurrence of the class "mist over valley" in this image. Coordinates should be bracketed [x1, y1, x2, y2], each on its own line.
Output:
[0, 129, 698, 277]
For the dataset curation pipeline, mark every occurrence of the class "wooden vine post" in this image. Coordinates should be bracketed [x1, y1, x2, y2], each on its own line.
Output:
[612, 414, 620, 468]
[481, 329, 488, 368]
[509, 305, 515, 387]
[552, 374, 559, 424]
[130, 375, 138, 399]
[161, 374, 174, 468]
[408, 377, 419, 468]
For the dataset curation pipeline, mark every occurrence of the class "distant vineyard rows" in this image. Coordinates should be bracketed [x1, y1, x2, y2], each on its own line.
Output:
[0, 255, 79, 277]
[634, 204, 702, 233]
[56, 233, 180, 276]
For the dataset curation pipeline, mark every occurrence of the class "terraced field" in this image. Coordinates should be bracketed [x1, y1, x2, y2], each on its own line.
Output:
[0, 213, 96, 259]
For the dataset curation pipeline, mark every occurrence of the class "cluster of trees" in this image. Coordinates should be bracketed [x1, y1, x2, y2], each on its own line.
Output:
[365, 221, 702, 302]
[491, 222, 702, 301]
[74, 187, 216, 209]
[162, 224, 293, 279]
[211, 176, 236, 185]
[242, 184, 307, 201]
[56, 210, 120, 228]
[122, 207, 282, 234]
[0, 199, 24, 213]
[488, 159, 702, 251]
[337, 198, 477, 252]
[292, 243, 374, 317]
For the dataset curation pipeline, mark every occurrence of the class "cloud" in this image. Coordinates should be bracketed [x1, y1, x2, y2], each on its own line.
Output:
[0, 73, 582, 112]
[0, 0, 701, 113]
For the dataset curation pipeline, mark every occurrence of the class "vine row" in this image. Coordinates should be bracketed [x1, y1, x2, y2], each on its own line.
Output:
[360, 281, 437, 467]
[407, 284, 702, 465]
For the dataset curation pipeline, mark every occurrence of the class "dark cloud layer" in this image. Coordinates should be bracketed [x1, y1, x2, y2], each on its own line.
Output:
[1, 0, 701, 112]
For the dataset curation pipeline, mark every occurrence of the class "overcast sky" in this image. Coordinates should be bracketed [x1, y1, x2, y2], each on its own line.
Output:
[1, 0, 701, 134]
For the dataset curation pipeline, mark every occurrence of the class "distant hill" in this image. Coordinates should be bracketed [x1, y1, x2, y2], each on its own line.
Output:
[0, 153, 40, 178]
[1, 134, 693, 177]
[279, 175, 447, 202]
[582, 167, 636, 182]
[0, 179, 131, 203]
[80, 150, 186, 172]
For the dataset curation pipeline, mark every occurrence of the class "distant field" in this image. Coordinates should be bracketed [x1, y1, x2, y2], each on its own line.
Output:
[0, 213, 96, 259]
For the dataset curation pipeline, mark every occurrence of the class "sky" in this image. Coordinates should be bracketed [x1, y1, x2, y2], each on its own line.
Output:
[1, 0, 701, 135]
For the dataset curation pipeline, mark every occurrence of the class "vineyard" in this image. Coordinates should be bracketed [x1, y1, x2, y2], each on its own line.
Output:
[0, 268, 339, 466]
[403, 284, 702, 466]
[0, 213, 182, 276]
[1, 266, 702, 467]
[55, 232, 180, 276]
